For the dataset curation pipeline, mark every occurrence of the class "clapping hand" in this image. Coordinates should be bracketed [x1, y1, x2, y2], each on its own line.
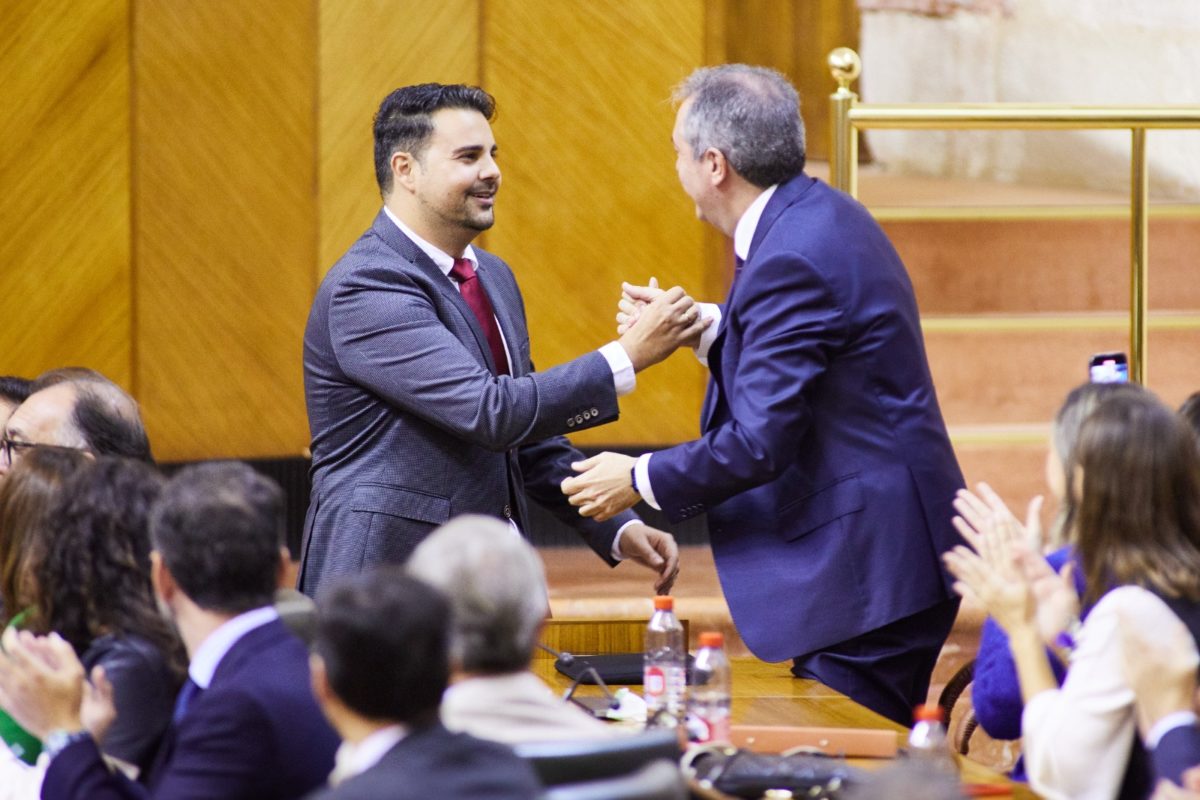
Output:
[950, 484, 1079, 644]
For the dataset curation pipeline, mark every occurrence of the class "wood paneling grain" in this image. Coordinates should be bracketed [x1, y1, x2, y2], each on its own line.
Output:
[484, 0, 710, 446]
[0, 1, 131, 385]
[318, 0, 481, 273]
[134, 1, 316, 460]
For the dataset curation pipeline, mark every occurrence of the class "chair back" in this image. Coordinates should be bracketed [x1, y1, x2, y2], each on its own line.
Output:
[538, 759, 687, 800]
[515, 728, 681, 787]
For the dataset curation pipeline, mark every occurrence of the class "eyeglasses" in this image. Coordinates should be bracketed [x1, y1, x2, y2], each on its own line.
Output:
[0, 437, 88, 467]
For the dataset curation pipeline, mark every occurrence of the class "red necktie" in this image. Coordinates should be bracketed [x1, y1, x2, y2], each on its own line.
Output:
[450, 258, 510, 376]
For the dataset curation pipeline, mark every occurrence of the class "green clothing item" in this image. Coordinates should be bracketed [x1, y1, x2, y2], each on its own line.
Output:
[0, 610, 40, 764]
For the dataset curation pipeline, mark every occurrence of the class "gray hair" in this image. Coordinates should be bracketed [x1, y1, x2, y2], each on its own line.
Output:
[406, 515, 548, 674]
[673, 64, 806, 188]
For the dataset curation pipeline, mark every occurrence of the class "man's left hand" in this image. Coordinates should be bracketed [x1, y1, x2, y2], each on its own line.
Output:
[562, 452, 640, 521]
[619, 523, 680, 595]
[0, 629, 86, 739]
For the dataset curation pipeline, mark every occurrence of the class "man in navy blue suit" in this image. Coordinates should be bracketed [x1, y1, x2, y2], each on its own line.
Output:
[563, 65, 964, 726]
[0, 462, 339, 799]
[306, 566, 540, 799]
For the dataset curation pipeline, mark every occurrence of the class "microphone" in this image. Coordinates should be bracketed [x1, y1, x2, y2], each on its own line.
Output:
[537, 642, 575, 667]
[537, 644, 619, 711]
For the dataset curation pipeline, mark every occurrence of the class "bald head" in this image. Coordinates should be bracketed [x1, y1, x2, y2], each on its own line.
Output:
[1, 376, 151, 478]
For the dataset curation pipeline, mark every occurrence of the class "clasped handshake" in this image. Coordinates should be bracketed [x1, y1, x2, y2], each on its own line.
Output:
[559, 279, 711, 522]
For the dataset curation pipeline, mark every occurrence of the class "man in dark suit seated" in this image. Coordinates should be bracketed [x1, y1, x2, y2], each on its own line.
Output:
[306, 566, 541, 799]
[0, 461, 340, 799]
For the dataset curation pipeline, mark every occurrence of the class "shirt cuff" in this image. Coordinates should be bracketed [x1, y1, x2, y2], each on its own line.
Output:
[694, 304, 722, 367]
[1148, 711, 1200, 750]
[635, 453, 660, 510]
[612, 519, 640, 562]
[599, 341, 636, 396]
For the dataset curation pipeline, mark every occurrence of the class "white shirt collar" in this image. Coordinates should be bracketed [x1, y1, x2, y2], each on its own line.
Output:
[733, 184, 778, 261]
[188, 605, 279, 689]
[383, 206, 478, 277]
[331, 724, 408, 784]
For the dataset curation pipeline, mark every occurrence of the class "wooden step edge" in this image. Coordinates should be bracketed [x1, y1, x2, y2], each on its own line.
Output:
[872, 204, 1200, 222]
[922, 311, 1200, 333]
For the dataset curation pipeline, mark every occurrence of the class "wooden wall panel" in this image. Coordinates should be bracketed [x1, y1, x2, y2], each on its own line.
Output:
[318, 0, 481, 273]
[484, 0, 710, 446]
[0, 1, 131, 386]
[134, 1, 316, 460]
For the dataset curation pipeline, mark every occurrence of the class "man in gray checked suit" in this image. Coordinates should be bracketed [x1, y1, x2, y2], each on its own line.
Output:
[299, 83, 706, 597]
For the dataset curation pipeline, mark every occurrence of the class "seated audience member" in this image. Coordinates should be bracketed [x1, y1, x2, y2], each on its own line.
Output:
[307, 567, 541, 799]
[0, 448, 90, 765]
[0, 461, 339, 799]
[1118, 608, 1200, 791]
[0, 372, 151, 480]
[406, 515, 620, 744]
[946, 391, 1200, 800]
[0, 378, 32, 432]
[21, 458, 182, 780]
[967, 383, 1136, 774]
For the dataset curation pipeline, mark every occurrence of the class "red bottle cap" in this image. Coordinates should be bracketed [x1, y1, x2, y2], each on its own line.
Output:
[653, 595, 675, 610]
[913, 704, 944, 723]
[699, 632, 724, 648]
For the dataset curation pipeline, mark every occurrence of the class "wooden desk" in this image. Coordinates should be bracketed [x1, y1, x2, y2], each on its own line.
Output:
[536, 621, 1040, 799]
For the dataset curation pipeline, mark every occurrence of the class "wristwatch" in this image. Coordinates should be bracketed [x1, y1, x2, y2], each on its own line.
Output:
[43, 728, 91, 760]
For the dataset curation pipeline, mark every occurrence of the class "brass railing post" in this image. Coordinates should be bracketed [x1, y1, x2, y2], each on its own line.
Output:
[828, 47, 861, 197]
[1130, 128, 1149, 384]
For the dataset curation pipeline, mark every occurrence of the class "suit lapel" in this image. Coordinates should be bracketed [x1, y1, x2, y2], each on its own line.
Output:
[371, 211, 501, 374]
[701, 175, 816, 431]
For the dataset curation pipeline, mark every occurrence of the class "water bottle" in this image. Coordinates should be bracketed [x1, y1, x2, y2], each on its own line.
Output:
[907, 703, 958, 775]
[644, 595, 686, 729]
[688, 631, 731, 743]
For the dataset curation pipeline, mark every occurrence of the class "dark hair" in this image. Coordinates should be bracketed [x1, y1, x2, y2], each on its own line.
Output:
[0, 376, 32, 407]
[1071, 392, 1200, 608]
[373, 83, 496, 196]
[1180, 391, 1200, 446]
[0, 448, 90, 625]
[315, 568, 449, 725]
[674, 65, 806, 188]
[72, 385, 153, 463]
[33, 458, 186, 680]
[150, 462, 283, 615]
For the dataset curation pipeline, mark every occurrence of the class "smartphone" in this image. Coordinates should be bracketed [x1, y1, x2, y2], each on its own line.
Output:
[1088, 352, 1129, 383]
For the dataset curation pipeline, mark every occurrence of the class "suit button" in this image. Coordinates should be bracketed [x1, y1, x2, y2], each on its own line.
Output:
[582, 410, 592, 421]
[590, 407, 599, 416]
[502, 504, 512, 519]
[566, 418, 575, 427]
[575, 414, 584, 424]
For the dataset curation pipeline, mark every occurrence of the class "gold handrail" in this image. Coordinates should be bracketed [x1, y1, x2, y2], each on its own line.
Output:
[826, 46, 1200, 385]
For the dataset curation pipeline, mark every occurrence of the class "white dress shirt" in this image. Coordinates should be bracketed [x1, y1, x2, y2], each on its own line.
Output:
[328, 724, 408, 787]
[188, 606, 280, 690]
[1021, 585, 1200, 800]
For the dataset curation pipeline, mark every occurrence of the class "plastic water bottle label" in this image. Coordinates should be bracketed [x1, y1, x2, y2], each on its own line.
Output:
[644, 666, 666, 697]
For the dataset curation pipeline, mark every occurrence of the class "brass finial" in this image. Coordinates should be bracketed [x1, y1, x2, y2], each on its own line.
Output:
[828, 47, 861, 92]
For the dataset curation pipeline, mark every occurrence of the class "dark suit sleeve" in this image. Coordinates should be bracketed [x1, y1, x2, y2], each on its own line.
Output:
[517, 434, 635, 565]
[1153, 724, 1200, 786]
[649, 251, 843, 519]
[326, 263, 619, 452]
[42, 737, 148, 800]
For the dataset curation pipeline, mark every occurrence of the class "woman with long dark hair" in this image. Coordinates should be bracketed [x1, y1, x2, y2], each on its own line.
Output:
[0, 457, 186, 793]
[947, 391, 1200, 800]
[0, 446, 89, 766]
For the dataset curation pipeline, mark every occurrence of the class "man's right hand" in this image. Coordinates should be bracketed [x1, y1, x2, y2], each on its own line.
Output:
[617, 285, 709, 372]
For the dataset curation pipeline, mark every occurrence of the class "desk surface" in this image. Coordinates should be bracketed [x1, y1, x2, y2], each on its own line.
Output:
[532, 653, 1040, 799]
